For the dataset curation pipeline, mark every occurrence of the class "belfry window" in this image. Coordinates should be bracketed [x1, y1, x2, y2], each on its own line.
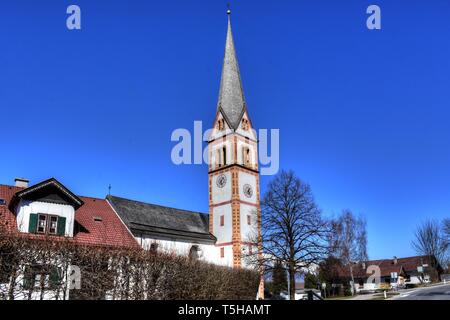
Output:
[215, 149, 221, 168]
[222, 147, 227, 166]
[243, 147, 251, 166]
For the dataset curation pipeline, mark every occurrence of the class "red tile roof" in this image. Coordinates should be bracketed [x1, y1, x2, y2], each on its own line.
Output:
[0, 184, 23, 232]
[336, 255, 435, 279]
[0, 184, 139, 249]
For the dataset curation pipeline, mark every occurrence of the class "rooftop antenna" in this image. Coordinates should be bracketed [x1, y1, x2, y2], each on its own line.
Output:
[108, 184, 111, 197]
[227, 2, 231, 15]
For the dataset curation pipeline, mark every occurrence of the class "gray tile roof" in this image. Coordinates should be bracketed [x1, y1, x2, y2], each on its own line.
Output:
[107, 195, 216, 244]
[217, 15, 247, 130]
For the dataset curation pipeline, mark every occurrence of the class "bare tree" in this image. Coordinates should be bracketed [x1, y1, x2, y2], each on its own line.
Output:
[443, 218, 450, 242]
[329, 210, 368, 295]
[250, 170, 329, 300]
[412, 220, 448, 274]
[443, 219, 450, 271]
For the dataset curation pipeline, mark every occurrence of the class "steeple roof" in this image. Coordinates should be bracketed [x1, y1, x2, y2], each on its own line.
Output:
[217, 13, 247, 130]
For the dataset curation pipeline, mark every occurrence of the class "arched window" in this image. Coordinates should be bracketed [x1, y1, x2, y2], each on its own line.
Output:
[215, 149, 221, 168]
[217, 119, 225, 131]
[150, 243, 158, 254]
[243, 147, 251, 166]
[222, 146, 227, 166]
[242, 119, 249, 131]
[189, 245, 200, 260]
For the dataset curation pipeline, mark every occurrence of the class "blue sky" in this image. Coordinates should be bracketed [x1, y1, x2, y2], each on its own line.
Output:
[1, 0, 449, 260]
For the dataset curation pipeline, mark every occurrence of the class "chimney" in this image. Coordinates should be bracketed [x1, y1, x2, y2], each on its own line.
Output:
[362, 262, 366, 270]
[393, 256, 398, 265]
[14, 178, 29, 188]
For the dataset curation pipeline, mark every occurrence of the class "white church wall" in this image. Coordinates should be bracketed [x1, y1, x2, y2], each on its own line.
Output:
[240, 203, 258, 243]
[212, 172, 232, 204]
[238, 172, 257, 204]
[213, 203, 232, 243]
[137, 236, 221, 265]
[218, 245, 234, 267]
[16, 199, 75, 237]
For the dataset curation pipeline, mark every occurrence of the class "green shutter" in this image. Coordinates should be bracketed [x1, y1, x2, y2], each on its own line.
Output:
[57, 217, 66, 236]
[28, 214, 38, 233]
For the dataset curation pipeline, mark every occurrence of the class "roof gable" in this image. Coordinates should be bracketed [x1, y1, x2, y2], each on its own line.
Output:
[10, 178, 84, 210]
[0, 182, 138, 249]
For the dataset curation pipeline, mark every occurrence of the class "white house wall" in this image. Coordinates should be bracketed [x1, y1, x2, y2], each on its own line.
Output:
[15, 200, 75, 237]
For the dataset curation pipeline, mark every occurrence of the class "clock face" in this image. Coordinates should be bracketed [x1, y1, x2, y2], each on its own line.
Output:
[216, 174, 227, 188]
[243, 184, 253, 198]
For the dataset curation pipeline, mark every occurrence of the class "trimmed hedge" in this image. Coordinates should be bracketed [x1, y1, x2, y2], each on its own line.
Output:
[0, 232, 259, 300]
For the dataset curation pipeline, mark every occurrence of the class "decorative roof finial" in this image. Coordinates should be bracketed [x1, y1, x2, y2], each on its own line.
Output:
[227, 2, 231, 15]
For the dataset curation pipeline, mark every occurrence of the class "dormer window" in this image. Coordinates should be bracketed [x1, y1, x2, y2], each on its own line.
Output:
[0, 199, 6, 206]
[37, 214, 47, 233]
[30, 214, 66, 236]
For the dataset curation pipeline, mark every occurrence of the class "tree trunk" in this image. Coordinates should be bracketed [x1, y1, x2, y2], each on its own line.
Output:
[349, 264, 355, 296]
[289, 263, 296, 300]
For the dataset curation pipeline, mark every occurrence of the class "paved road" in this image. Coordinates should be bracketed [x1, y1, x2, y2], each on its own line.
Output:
[393, 283, 450, 300]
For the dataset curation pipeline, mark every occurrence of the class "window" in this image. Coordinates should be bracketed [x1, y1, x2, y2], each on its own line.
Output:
[48, 216, 58, 234]
[220, 215, 224, 227]
[242, 119, 249, 131]
[150, 243, 158, 254]
[217, 119, 225, 131]
[222, 147, 227, 166]
[0, 199, 6, 206]
[215, 149, 220, 168]
[37, 214, 48, 234]
[220, 247, 225, 258]
[242, 147, 251, 166]
[189, 245, 200, 260]
[29, 214, 66, 236]
[23, 265, 61, 290]
[247, 215, 251, 226]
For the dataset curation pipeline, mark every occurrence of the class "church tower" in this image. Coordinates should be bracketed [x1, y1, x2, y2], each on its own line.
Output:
[208, 10, 261, 270]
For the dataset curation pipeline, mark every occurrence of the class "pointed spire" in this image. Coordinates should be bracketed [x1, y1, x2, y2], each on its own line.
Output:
[217, 9, 247, 130]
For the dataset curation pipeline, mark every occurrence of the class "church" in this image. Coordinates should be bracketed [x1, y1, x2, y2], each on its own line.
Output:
[0, 11, 262, 296]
